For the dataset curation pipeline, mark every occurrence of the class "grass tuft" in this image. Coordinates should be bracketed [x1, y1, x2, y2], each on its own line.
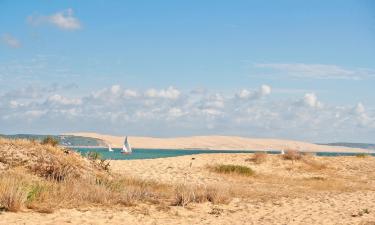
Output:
[0, 172, 29, 212]
[172, 184, 230, 207]
[282, 149, 302, 161]
[248, 152, 268, 164]
[210, 164, 254, 176]
[41, 136, 59, 147]
[356, 153, 369, 158]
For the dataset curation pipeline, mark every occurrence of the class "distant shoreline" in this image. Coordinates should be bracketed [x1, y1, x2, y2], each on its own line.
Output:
[67, 146, 372, 154]
[64, 132, 372, 154]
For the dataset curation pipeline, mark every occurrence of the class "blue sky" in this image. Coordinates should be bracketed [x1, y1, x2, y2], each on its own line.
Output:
[1, 0, 375, 142]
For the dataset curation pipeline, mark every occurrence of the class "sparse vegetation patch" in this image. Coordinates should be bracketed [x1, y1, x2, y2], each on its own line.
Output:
[209, 164, 254, 176]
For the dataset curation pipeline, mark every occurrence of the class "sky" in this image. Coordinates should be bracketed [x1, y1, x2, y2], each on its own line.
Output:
[0, 0, 375, 142]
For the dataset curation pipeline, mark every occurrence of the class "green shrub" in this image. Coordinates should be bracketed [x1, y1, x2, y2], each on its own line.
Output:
[41, 136, 59, 147]
[356, 153, 368, 158]
[210, 164, 254, 176]
[87, 151, 102, 161]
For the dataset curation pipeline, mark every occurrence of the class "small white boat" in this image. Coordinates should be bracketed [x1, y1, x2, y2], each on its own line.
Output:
[108, 144, 113, 152]
[121, 136, 132, 154]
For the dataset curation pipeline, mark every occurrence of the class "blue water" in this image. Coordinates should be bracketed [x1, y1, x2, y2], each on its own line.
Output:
[73, 148, 375, 160]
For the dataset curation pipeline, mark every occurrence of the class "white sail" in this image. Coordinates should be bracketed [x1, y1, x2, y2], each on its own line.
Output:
[121, 136, 132, 154]
[108, 144, 113, 152]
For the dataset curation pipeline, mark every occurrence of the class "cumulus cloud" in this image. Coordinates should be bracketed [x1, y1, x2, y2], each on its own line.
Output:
[47, 94, 82, 106]
[236, 84, 271, 100]
[1, 34, 21, 48]
[28, 8, 81, 30]
[254, 63, 375, 80]
[144, 86, 180, 99]
[302, 93, 322, 108]
[1, 84, 374, 142]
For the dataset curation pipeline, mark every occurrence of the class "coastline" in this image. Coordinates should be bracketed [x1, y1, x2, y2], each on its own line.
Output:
[64, 132, 371, 153]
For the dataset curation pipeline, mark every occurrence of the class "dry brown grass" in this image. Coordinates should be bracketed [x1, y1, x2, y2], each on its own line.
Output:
[248, 152, 268, 164]
[301, 157, 327, 171]
[0, 138, 234, 212]
[172, 184, 230, 207]
[0, 170, 175, 212]
[282, 149, 303, 161]
[0, 171, 29, 212]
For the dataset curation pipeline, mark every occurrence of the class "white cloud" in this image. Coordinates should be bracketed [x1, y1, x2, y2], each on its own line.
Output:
[236, 84, 271, 100]
[1, 84, 374, 142]
[47, 94, 82, 106]
[260, 85, 272, 95]
[144, 86, 180, 99]
[1, 34, 21, 48]
[355, 102, 365, 114]
[302, 93, 322, 108]
[28, 8, 81, 30]
[124, 89, 138, 98]
[254, 63, 375, 80]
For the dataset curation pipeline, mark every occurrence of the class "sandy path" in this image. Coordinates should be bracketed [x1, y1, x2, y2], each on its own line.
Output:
[1, 191, 375, 225]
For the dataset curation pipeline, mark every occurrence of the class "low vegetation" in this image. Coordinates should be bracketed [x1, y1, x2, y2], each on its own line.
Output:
[0, 138, 233, 212]
[172, 184, 230, 207]
[209, 164, 255, 176]
[356, 153, 369, 158]
[41, 136, 59, 147]
[282, 149, 303, 161]
[247, 152, 268, 164]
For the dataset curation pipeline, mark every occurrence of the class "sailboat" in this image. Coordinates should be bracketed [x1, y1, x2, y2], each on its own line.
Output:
[121, 136, 132, 154]
[280, 145, 286, 155]
[108, 144, 113, 152]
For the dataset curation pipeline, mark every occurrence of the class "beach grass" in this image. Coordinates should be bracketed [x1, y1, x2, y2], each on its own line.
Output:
[282, 149, 303, 161]
[247, 152, 268, 164]
[209, 164, 255, 176]
[0, 138, 235, 212]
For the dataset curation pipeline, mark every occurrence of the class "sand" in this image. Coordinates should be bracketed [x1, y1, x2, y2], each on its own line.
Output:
[2, 153, 375, 225]
[65, 132, 369, 153]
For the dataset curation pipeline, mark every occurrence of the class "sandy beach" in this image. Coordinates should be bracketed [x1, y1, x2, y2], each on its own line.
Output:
[2, 151, 375, 225]
[66, 132, 370, 153]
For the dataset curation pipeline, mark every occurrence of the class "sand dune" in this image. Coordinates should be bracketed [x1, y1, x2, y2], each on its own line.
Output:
[2, 153, 375, 224]
[65, 132, 369, 153]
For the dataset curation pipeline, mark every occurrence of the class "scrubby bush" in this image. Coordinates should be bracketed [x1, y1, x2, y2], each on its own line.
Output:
[282, 149, 302, 161]
[210, 164, 254, 176]
[41, 136, 59, 147]
[248, 152, 268, 164]
[356, 153, 369, 158]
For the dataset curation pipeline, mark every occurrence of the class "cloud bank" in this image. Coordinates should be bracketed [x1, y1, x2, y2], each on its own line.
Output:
[1, 84, 374, 142]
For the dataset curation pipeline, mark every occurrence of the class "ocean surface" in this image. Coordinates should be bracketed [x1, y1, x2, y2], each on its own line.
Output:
[73, 148, 375, 160]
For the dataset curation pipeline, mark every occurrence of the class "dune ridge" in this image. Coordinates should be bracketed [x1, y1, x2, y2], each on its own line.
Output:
[65, 132, 369, 153]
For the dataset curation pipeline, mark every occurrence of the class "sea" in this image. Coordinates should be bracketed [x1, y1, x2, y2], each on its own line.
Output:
[72, 148, 375, 160]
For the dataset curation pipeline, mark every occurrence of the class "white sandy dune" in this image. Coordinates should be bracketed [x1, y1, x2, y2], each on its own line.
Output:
[2, 153, 375, 225]
[66, 132, 369, 153]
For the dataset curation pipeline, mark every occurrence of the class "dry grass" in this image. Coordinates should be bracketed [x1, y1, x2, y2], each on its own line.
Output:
[41, 136, 59, 147]
[248, 152, 268, 164]
[301, 157, 327, 171]
[172, 184, 230, 207]
[0, 170, 175, 212]
[209, 164, 255, 177]
[0, 138, 234, 212]
[282, 149, 303, 161]
[356, 153, 369, 158]
[0, 138, 104, 181]
[0, 171, 29, 212]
